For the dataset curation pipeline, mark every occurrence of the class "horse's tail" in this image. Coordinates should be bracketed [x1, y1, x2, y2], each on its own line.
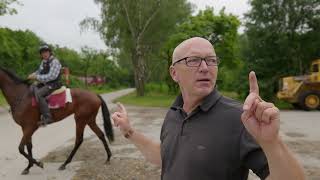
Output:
[97, 95, 114, 142]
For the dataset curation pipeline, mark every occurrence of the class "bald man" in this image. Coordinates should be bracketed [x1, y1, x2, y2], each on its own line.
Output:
[112, 37, 305, 180]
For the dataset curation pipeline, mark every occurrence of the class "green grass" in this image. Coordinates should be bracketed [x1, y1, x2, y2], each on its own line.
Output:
[115, 89, 294, 110]
[115, 91, 176, 107]
[274, 99, 293, 110]
[87, 85, 124, 94]
[115, 89, 241, 108]
[221, 91, 294, 110]
[0, 93, 7, 106]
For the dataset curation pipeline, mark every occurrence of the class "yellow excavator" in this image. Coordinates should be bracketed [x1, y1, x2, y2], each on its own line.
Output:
[277, 59, 320, 110]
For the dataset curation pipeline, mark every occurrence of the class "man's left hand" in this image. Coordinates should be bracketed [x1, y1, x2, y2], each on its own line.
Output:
[241, 71, 280, 147]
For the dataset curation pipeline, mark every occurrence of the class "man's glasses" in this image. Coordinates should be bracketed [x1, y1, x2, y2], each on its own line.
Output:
[173, 56, 220, 67]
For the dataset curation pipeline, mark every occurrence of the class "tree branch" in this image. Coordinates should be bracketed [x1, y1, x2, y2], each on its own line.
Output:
[138, 0, 161, 41]
[120, 0, 136, 40]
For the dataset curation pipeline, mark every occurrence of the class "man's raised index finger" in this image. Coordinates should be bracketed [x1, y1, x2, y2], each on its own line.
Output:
[249, 71, 259, 95]
[117, 102, 127, 114]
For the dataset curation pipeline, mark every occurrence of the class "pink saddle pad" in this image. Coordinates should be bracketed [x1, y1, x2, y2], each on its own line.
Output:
[32, 91, 67, 109]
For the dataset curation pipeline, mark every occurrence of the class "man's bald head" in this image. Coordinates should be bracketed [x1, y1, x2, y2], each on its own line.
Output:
[172, 37, 215, 65]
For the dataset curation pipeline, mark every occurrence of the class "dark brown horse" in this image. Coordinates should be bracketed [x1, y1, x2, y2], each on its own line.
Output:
[0, 67, 114, 175]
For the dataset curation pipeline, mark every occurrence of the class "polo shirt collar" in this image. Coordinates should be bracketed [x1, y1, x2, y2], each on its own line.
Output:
[171, 88, 222, 112]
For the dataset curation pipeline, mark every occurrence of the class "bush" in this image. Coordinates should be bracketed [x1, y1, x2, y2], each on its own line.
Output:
[145, 82, 170, 94]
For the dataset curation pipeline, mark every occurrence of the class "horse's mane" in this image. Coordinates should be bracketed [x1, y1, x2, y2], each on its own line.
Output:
[0, 67, 31, 86]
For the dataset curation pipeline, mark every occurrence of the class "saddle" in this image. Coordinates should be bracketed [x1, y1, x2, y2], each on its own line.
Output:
[31, 86, 72, 109]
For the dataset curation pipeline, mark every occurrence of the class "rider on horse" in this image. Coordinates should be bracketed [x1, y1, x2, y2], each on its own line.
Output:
[27, 44, 62, 126]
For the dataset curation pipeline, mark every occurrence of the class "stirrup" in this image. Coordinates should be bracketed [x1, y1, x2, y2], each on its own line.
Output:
[38, 115, 52, 127]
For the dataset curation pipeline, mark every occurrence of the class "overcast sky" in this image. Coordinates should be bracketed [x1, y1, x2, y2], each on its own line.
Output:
[0, 0, 250, 51]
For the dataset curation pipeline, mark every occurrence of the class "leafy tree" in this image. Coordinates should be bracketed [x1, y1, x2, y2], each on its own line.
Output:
[54, 46, 82, 75]
[81, 0, 192, 96]
[0, 28, 41, 76]
[162, 8, 241, 94]
[0, 27, 132, 89]
[241, 0, 320, 100]
[90, 54, 134, 88]
[0, 0, 20, 16]
[80, 46, 100, 87]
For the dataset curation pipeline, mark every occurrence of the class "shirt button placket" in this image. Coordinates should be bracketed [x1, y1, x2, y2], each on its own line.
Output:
[179, 109, 188, 137]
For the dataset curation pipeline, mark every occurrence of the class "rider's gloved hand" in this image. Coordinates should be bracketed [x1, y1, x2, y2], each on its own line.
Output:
[27, 73, 37, 80]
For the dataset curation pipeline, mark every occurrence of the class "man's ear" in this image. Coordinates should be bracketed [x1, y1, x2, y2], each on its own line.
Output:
[169, 66, 178, 82]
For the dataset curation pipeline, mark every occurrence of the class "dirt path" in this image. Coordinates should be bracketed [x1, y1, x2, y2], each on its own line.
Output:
[280, 110, 320, 179]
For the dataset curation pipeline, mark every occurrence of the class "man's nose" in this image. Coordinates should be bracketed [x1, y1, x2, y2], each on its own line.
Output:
[198, 60, 209, 72]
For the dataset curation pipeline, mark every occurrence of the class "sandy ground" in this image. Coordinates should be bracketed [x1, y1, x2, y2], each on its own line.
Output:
[279, 110, 320, 179]
[0, 88, 134, 180]
[40, 106, 320, 180]
[43, 106, 166, 180]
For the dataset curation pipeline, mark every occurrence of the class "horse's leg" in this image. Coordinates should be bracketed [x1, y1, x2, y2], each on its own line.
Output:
[19, 132, 43, 174]
[26, 141, 44, 169]
[88, 121, 112, 163]
[18, 141, 32, 175]
[58, 122, 85, 170]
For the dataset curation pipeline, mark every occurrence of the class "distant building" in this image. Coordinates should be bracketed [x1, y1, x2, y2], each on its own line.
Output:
[77, 75, 106, 85]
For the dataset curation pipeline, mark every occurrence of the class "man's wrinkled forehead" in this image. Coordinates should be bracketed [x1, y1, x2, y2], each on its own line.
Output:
[172, 37, 215, 64]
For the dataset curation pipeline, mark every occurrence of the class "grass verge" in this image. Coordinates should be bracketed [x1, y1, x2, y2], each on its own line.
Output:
[0, 93, 7, 106]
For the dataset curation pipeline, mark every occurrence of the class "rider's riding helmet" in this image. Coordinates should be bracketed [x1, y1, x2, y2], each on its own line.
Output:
[39, 44, 52, 54]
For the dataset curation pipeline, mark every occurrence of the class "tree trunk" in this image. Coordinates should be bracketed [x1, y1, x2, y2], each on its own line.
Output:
[132, 43, 145, 96]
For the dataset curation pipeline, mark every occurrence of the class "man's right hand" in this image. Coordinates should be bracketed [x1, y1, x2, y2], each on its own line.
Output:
[111, 103, 133, 137]
[112, 102, 162, 166]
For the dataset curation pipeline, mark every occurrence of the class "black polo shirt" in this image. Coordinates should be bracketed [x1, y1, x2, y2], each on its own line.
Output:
[160, 89, 269, 180]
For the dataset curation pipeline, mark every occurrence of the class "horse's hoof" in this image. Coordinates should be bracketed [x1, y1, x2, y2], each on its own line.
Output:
[105, 160, 111, 165]
[58, 165, 66, 171]
[21, 169, 29, 175]
[37, 161, 44, 169]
